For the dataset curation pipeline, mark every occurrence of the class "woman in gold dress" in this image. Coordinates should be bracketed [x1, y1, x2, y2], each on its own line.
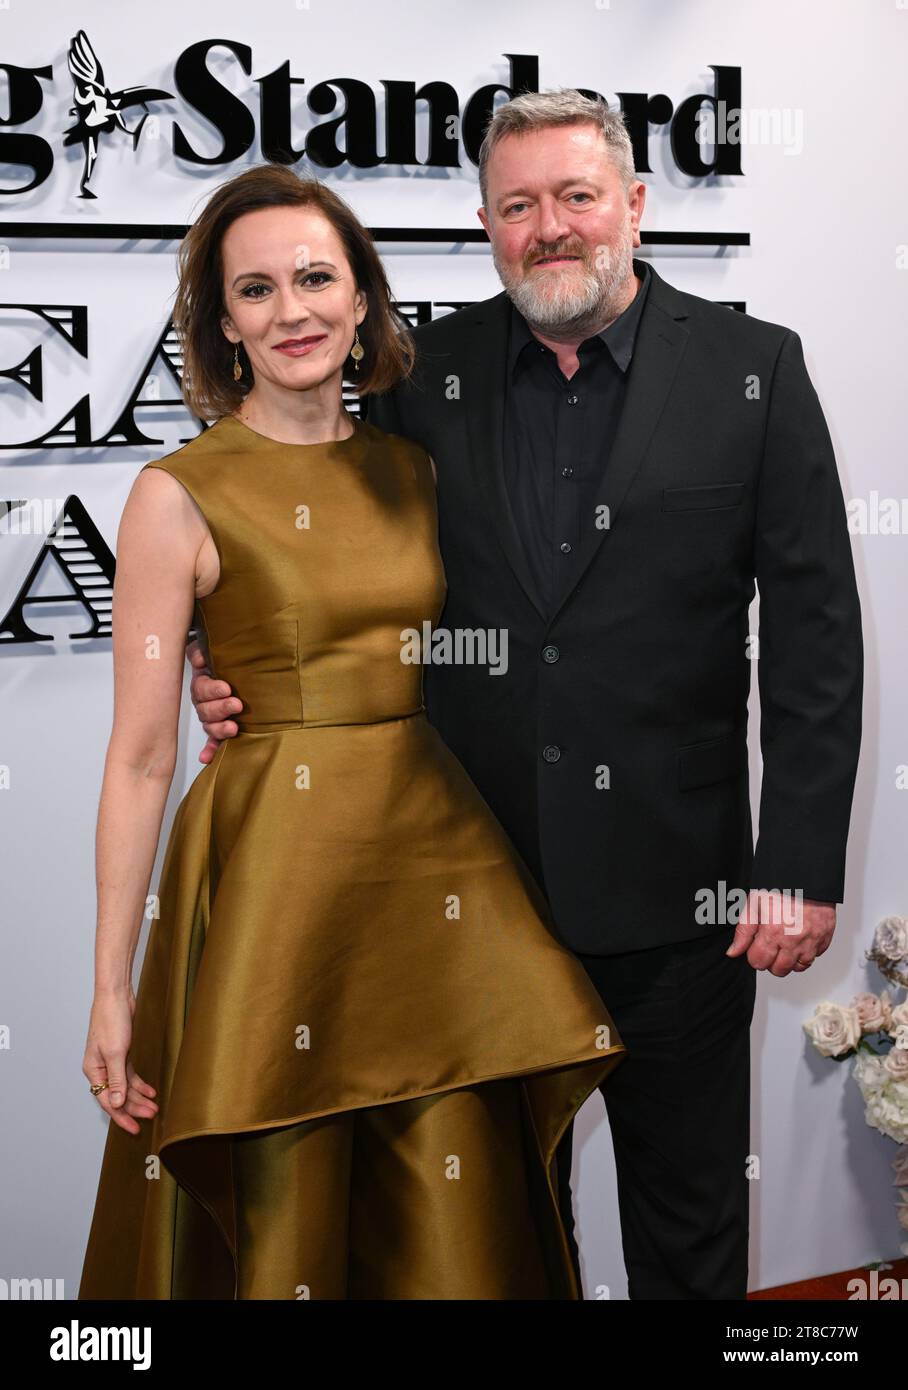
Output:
[78, 165, 624, 1300]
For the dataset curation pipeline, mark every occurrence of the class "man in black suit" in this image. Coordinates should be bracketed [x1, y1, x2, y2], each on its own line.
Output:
[187, 91, 862, 1298]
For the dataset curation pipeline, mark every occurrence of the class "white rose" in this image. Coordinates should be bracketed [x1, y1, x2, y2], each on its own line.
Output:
[875, 916, 908, 963]
[885, 1046, 908, 1080]
[890, 1001, 908, 1031]
[803, 1001, 861, 1057]
[851, 991, 890, 1034]
[892, 1025, 908, 1055]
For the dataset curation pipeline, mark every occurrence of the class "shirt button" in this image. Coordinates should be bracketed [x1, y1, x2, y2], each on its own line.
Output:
[542, 744, 561, 763]
[561, 466, 573, 478]
[560, 541, 572, 554]
[542, 644, 560, 663]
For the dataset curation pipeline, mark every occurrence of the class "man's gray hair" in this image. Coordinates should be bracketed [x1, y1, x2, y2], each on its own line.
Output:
[478, 88, 636, 211]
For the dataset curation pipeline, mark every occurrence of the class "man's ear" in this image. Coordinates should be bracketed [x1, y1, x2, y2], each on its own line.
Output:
[477, 206, 491, 239]
[628, 181, 646, 249]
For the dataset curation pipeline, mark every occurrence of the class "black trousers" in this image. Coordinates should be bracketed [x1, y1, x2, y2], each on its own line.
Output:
[556, 922, 757, 1299]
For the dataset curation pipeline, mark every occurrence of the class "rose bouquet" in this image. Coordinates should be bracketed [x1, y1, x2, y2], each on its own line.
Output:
[803, 915, 908, 1255]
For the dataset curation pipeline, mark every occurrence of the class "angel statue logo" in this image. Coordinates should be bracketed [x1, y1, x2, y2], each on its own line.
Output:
[62, 30, 173, 199]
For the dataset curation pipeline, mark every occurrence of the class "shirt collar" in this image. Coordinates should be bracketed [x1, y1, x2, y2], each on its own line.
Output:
[508, 257, 651, 378]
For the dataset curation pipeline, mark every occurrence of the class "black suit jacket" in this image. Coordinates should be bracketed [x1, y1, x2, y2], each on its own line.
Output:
[362, 261, 863, 955]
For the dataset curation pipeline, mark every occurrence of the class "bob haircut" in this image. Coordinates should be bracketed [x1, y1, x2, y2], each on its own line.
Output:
[173, 164, 416, 421]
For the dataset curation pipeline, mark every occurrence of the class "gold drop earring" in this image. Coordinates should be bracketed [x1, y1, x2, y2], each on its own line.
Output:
[350, 329, 364, 373]
[233, 344, 243, 381]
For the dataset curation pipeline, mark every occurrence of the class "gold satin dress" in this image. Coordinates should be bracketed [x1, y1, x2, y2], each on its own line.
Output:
[78, 411, 625, 1300]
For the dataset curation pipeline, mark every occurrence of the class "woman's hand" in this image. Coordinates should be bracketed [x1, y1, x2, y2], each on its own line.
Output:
[83, 990, 159, 1135]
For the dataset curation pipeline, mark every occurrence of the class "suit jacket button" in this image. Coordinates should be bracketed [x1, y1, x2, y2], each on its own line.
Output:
[542, 744, 561, 763]
[542, 644, 560, 663]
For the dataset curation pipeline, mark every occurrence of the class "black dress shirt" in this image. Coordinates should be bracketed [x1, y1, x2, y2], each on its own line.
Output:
[503, 259, 652, 616]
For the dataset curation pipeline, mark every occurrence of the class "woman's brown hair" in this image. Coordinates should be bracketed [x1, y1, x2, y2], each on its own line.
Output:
[173, 164, 416, 421]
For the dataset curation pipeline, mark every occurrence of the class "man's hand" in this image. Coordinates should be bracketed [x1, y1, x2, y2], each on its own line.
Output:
[726, 891, 836, 976]
[186, 637, 243, 764]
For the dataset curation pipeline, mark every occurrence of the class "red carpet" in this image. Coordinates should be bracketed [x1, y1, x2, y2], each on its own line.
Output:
[749, 1256, 908, 1299]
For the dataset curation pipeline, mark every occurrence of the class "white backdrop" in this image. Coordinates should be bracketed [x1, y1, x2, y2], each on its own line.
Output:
[1, 0, 906, 1299]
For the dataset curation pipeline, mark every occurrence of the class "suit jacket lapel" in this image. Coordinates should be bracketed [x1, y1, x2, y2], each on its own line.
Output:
[460, 291, 549, 622]
[547, 263, 691, 627]
[457, 263, 692, 630]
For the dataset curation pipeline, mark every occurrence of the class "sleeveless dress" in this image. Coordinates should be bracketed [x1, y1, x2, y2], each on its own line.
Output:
[77, 411, 625, 1300]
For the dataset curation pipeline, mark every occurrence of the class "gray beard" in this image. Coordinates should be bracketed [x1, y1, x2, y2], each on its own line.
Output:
[494, 236, 635, 340]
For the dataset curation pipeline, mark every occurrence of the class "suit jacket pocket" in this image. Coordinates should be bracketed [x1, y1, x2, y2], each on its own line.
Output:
[678, 730, 748, 790]
[662, 482, 746, 511]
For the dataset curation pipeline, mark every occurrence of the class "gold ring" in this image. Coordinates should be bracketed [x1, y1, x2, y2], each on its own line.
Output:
[90, 1081, 109, 1096]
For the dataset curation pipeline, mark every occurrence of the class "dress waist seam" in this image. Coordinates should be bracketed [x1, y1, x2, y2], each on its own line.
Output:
[234, 707, 426, 735]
